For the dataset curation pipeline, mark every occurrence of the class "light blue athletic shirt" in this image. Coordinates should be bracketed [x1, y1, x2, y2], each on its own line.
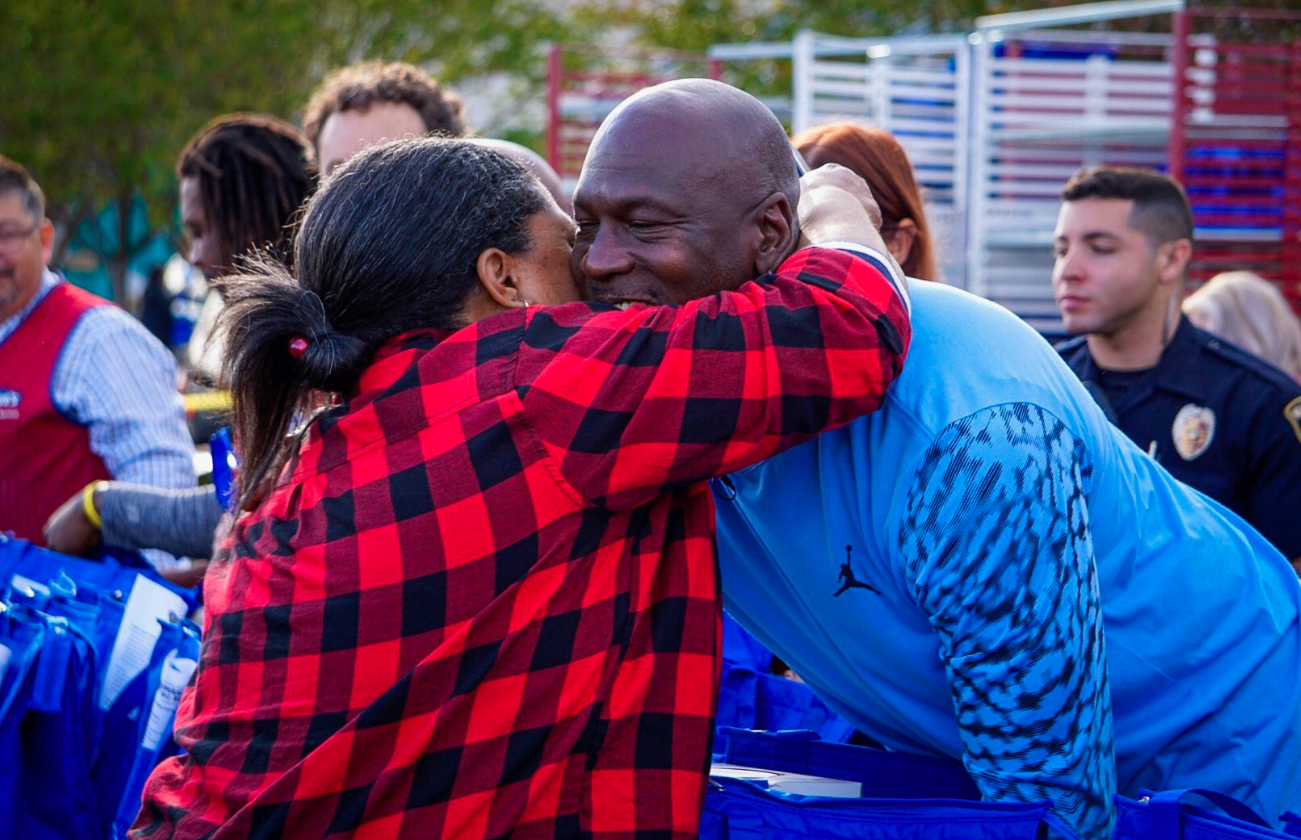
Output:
[714, 281, 1301, 840]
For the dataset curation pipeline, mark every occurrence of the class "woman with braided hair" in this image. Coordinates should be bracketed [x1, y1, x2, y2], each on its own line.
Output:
[43, 114, 316, 580]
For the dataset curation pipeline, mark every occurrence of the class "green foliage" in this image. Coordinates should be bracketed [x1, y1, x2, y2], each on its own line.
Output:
[3, 0, 1221, 299]
[0, 0, 566, 300]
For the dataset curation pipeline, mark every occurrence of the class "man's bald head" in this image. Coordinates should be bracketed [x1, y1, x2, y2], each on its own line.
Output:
[470, 138, 570, 212]
[572, 79, 802, 305]
[595, 79, 799, 213]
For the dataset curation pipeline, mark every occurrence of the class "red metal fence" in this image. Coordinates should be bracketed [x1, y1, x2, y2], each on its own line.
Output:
[1169, 6, 1301, 309]
[546, 44, 721, 183]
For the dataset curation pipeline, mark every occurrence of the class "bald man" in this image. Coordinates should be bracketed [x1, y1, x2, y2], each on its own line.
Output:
[573, 79, 1301, 839]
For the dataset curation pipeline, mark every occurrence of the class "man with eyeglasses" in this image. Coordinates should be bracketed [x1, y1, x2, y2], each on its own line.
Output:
[0, 156, 193, 550]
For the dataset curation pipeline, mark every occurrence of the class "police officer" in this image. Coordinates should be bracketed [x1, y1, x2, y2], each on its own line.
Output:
[1054, 165, 1301, 565]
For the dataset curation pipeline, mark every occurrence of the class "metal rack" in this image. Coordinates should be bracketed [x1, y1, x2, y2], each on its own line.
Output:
[1169, 6, 1301, 309]
[543, 0, 1300, 321]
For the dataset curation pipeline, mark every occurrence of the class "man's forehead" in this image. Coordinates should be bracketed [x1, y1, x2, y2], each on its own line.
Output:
[1058, 197, 1136, 231]
[0, 191, 35, 223]
[574, 133, 703, 207]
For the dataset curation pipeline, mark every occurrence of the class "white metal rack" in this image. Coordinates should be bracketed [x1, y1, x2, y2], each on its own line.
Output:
[710, 0, 1186, 329]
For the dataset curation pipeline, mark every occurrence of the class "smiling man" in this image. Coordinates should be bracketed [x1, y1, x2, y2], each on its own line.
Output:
[572, 85, 1301, 839]
[0, 156, 193, 551]
[1054, 166, 1301, 563]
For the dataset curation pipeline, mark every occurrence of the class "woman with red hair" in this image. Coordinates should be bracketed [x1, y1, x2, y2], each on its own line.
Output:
[794, 122, 939, 282]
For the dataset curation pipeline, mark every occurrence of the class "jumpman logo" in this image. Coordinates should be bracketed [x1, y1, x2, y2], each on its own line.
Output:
[833, 545, 879, 597]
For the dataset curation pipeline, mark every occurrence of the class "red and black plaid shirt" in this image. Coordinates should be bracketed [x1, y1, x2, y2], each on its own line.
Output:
[132, 246, 909, 840]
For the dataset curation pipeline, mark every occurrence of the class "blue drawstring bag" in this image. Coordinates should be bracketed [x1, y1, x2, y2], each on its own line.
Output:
[1116, 790, 1295, 840]
[718, 615, 856, 743]
[0, 536, 200, 614]
[713, 727, 980, 801]
[0, 606, 47, 840]
[702, 776, 1079, 840]
[19, 610, 103, 840]
[98, 616, 201, 840]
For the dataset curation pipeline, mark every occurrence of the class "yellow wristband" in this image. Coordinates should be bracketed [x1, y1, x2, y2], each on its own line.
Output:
[82, 481, 104, 531]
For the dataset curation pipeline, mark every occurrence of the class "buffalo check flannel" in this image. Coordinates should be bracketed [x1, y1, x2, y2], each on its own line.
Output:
[132, 245, 910, 840]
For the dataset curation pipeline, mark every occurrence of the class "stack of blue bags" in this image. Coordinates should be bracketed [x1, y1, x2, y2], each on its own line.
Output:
[711, 614, 1299, 840]
[0, 534, 200, 840]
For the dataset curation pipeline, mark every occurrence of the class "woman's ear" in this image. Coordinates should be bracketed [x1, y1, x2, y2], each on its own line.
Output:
[887, 218, 917, 270]
[753, 193, 797, 276]
[475, 247, 528, 309]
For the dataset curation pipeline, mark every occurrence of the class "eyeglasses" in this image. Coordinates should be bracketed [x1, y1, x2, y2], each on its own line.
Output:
[0, 223, 39, 254]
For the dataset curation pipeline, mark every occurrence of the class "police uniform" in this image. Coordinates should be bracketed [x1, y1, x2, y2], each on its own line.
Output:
[1059, 316, 1301, 559]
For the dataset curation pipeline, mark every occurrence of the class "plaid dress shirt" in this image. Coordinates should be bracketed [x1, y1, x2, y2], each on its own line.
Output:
[132, 245, 910, 840]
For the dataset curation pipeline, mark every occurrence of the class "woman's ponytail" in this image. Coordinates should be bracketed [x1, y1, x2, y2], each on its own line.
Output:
[215, 253, 371, 509]
[216, 136, 550, 509]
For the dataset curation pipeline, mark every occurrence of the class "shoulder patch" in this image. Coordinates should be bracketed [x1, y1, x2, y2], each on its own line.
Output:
[1285, 396, 1301, 447]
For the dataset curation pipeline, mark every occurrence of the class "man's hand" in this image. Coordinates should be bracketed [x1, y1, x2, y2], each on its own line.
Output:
[44, 487, 103, 557]
[797, 164, 902, 276]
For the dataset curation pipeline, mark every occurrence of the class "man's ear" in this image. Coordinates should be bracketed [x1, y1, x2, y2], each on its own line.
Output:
[753, 193, 797, 276]
[1156, 238, 1193, 286]
[475, 247, 527, 309]
[39, 218, 54, 266]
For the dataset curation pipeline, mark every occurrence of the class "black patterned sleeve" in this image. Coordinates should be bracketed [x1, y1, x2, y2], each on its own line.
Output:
[896, 403, 1116, 840]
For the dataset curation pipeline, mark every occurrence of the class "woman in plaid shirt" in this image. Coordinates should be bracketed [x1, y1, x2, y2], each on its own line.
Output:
[133, 129, 909, 839]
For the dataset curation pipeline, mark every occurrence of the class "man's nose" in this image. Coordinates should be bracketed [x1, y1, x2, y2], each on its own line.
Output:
[578, 226, 634, 281]
[1053, 246, 1082, 284]
[188, 244, 206, 276]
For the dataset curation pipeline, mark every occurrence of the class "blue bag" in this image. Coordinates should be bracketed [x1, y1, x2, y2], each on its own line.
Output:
[0, 535, 200, 614]
[714, 727, 980, 801]
[19, 610, 103, 840]
[0, 606, 47, 840]
[1116, 790, 1294, 840]
[718, 615, 856, 743]
[98, 616, 201, 840]
[702, 776, 1078, 840]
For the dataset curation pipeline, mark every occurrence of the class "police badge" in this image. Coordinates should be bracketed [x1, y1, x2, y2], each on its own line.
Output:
[1285, 396, 1301, 446]
[1172, 403, 1215, 460]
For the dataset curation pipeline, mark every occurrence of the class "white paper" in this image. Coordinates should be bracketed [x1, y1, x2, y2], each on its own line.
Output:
[142, 651, 199, 750]
[710, 763, 862, 798]
[99, 576, 189, 711]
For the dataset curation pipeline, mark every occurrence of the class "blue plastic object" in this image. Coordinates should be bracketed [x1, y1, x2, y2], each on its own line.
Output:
[210, 426, 237, 511]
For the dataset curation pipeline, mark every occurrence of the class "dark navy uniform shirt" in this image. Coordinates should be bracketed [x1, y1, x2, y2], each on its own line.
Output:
[1059, 317, 1301, 559]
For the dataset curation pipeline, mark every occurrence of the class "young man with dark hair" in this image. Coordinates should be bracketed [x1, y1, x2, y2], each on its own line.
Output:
[0, 156, 194, 557]
[1054, 165, 1301, 563]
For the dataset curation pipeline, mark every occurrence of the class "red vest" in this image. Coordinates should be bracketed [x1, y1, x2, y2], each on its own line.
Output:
[0, 282, 113, 544]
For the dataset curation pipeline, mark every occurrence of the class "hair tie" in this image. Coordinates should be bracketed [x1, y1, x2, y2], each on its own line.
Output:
[288, 336, 310, 359]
